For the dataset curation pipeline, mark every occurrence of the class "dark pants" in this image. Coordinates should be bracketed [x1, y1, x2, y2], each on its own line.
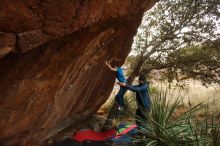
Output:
[115, 86, 126, 107]
[135, 108, 150, 129]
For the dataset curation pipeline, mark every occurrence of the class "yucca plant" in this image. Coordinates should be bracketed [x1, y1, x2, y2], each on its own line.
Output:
[130, 88, 220, 146]
[198, 103, 220, 146]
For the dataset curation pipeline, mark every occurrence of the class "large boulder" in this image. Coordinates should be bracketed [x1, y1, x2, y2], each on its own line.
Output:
[0, 0, 156, 145]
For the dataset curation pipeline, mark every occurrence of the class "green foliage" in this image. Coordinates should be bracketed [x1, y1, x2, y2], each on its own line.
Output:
[149, 86, 160, 95]
[130, 88, 220, 146]
[128, 0, 220, 85]
[166, 42, 220, 85]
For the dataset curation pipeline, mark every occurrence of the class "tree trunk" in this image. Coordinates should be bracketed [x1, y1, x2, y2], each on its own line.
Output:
[127, 58, 145, 84]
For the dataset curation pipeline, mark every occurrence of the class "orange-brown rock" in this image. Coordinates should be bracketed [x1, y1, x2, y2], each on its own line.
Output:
[0, 0, 156, 145]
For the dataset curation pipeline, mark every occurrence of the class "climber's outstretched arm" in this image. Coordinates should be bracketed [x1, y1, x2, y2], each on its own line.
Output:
[105, 60, 117, 71]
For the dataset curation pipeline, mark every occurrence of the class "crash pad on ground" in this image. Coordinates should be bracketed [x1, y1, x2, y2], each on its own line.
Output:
[73, 129, 116, 142]
[51, 123, 137, 146]
[50, 138, 112, 146]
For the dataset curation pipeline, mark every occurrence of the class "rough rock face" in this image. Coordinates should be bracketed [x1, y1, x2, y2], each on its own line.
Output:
[0, 0, 156, 145]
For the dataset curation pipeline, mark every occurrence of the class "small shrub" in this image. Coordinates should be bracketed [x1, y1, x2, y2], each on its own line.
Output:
[131, 87, 220, 146]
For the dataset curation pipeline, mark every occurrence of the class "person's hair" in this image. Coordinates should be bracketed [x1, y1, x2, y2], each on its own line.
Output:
[139, 74, 146, 83]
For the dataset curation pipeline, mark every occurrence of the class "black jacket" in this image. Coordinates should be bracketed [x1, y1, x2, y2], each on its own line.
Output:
[125, 83, 151, 109]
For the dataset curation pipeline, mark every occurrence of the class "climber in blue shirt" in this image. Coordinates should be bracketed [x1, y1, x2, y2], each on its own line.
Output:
[117, 75, 151, 128]
[105, 60, 126, 111]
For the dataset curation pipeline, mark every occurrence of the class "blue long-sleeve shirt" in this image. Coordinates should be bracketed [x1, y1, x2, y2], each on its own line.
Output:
[125, 83, 151, 109]
[116, 67, 126, 83]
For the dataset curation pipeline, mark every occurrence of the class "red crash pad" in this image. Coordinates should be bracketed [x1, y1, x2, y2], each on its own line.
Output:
[73, 129, 116, 142]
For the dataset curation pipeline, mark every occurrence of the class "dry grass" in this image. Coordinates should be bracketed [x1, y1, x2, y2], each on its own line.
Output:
[98, 80, 220, 119]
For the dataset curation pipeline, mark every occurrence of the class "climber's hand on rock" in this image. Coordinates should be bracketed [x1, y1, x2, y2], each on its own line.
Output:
[105, 60, 108, 65]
